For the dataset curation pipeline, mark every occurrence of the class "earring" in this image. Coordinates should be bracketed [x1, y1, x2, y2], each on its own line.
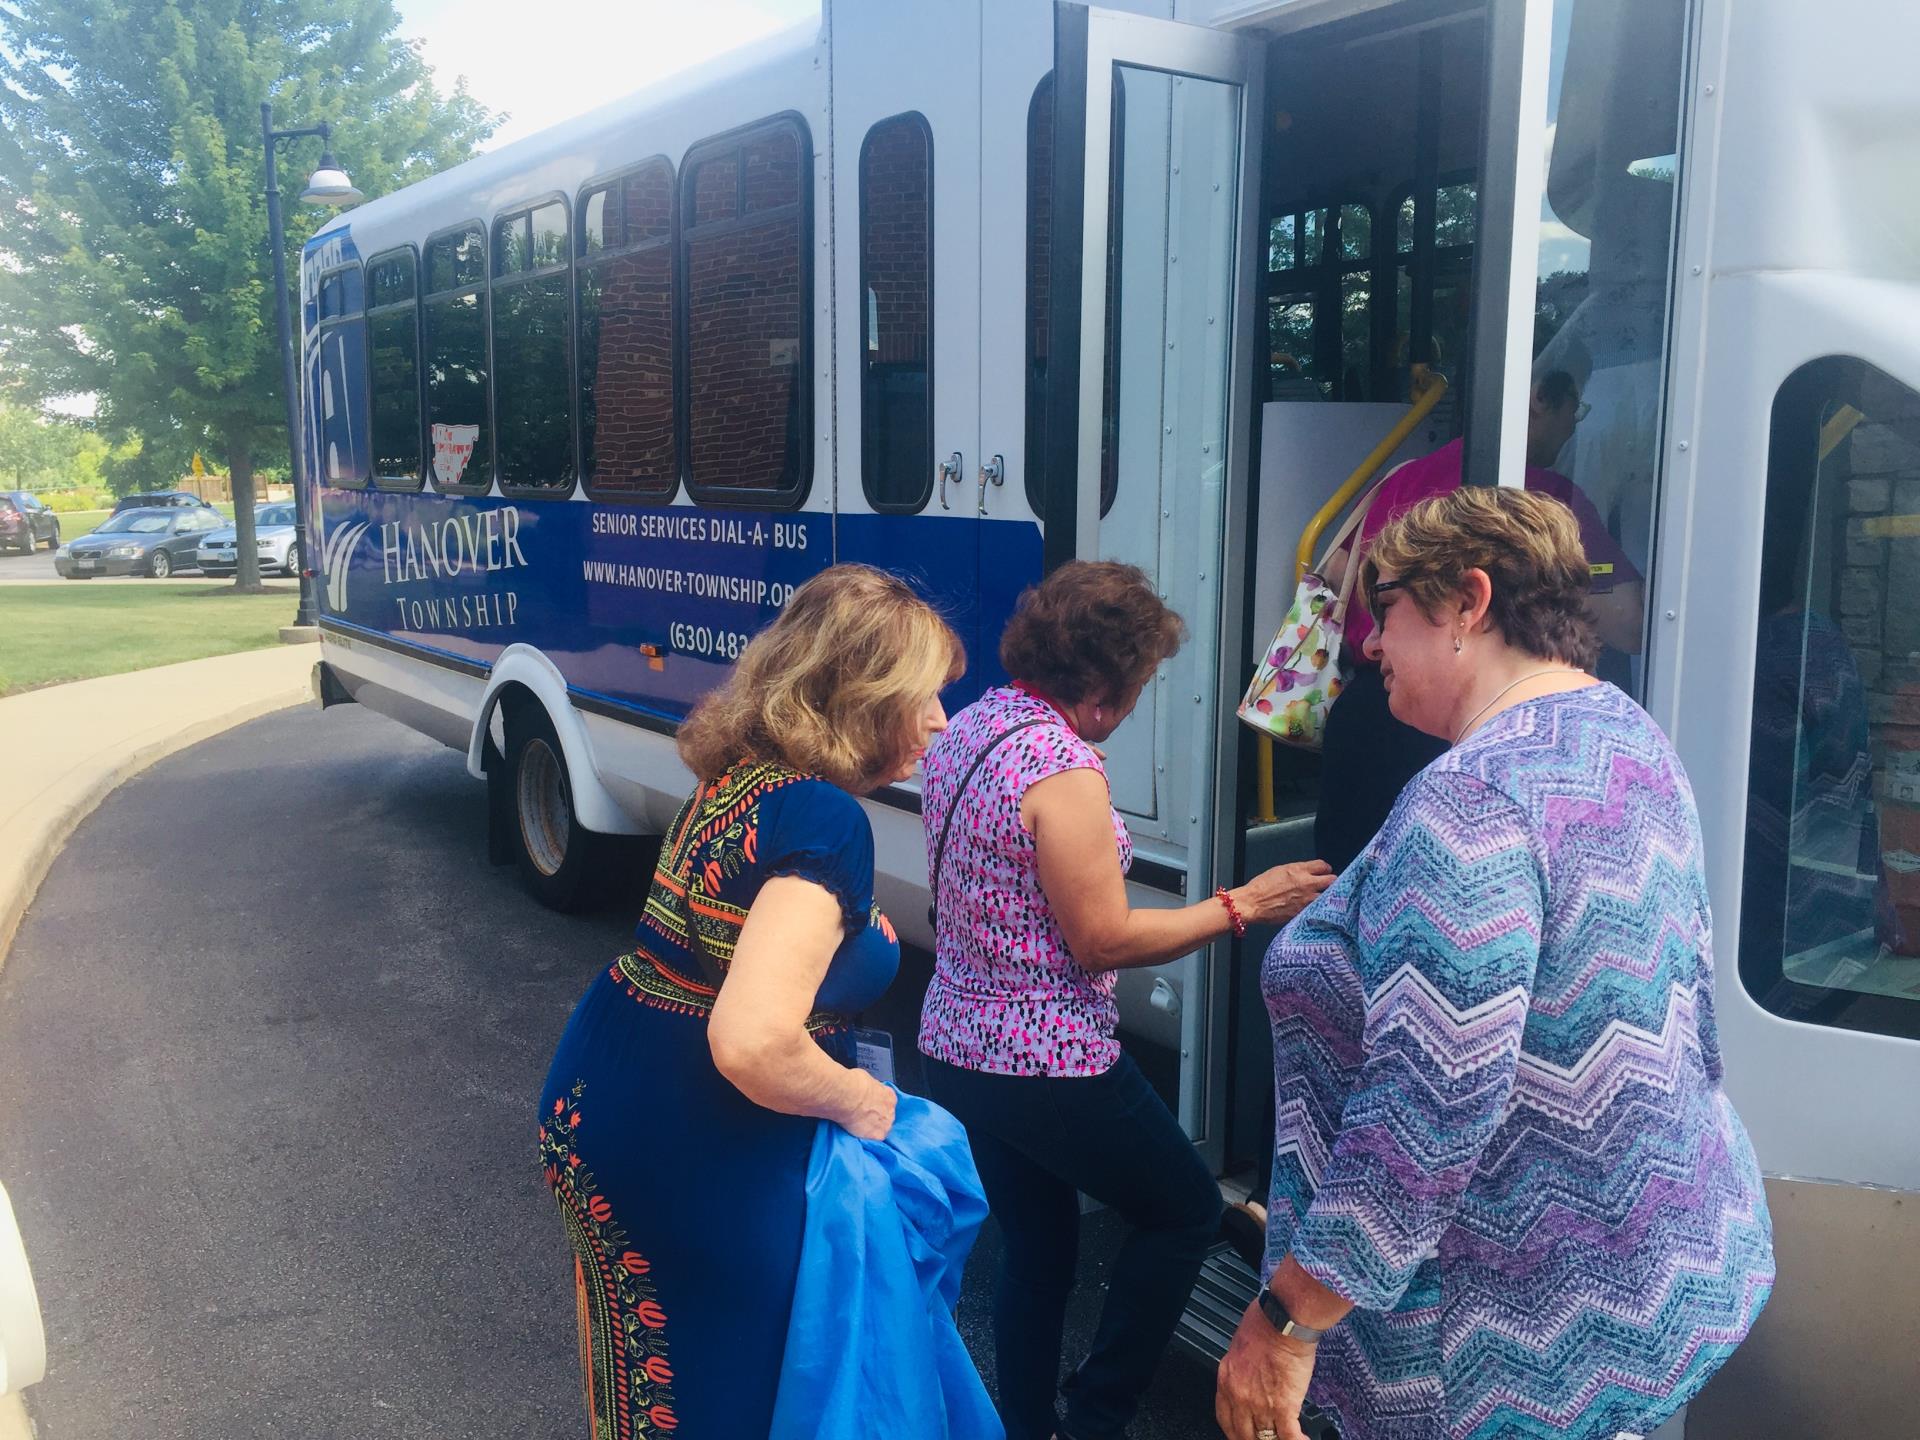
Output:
[1093, 705, 1104, 723]
[1454, 631, 1464, 654]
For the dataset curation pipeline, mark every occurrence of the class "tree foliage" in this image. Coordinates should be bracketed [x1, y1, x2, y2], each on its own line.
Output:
[0, 0, 497, 579]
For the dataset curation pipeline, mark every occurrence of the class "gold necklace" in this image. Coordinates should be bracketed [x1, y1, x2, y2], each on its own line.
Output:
[1452, 668, 1586, 745]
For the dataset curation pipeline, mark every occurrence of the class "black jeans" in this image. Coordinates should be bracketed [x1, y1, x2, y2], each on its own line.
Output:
[924, 1051, 1222, 1440]
[1313, 662, 1447, 874]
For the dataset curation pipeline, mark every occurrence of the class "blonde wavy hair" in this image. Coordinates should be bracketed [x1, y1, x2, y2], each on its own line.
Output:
[677, 564, 965, 793]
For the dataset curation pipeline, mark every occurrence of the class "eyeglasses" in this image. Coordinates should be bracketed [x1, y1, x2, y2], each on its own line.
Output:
[1365, 576, 1408, 621]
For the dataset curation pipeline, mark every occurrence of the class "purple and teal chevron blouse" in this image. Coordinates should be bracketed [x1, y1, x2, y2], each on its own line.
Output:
[1263, 683, 1774, 1440]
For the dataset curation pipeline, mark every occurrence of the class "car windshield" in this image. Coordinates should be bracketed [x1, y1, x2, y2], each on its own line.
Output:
[96, 513, 170, 534]
[256, 505, 295, 526]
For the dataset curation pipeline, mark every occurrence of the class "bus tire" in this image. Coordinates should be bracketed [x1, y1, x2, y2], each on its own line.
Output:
[507, 704, 600, 912]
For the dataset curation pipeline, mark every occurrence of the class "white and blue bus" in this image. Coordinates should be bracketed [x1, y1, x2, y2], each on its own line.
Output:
[301, 1, 1920, 1429]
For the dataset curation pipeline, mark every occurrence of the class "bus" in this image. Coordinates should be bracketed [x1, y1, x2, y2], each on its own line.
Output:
[299, 1, 1920, 1430]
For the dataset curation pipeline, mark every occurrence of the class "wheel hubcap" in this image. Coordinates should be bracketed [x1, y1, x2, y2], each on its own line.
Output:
[517, 738, 572, 878]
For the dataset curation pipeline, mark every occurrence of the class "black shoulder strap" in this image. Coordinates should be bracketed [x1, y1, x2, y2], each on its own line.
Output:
[927, 717, 1052, 925]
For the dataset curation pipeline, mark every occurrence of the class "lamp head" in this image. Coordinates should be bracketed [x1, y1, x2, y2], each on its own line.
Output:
[298, 152, 364, 208]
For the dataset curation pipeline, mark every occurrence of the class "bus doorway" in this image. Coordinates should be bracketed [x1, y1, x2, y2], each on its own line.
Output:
[1043, 0, 1496, 1183]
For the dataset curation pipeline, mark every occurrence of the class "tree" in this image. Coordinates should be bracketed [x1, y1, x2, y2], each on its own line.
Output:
[0, 402, 76, 488]
[0, 0, 497, 588]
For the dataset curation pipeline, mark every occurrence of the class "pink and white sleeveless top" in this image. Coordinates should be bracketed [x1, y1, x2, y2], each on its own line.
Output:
[916, 686, 1132, 1077]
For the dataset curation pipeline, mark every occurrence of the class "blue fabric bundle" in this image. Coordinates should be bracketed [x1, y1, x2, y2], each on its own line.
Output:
[771, 1090, 1005, 1440]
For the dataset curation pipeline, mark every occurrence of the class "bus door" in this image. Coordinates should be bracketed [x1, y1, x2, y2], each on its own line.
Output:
[828, 0, 1005, 705]
[1044, 4, 1265, 1155]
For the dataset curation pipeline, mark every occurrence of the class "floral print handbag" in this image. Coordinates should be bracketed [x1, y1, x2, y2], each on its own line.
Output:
[1237, 478, 1383, 750]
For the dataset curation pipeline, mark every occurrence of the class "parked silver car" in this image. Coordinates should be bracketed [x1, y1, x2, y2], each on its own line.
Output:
[196, 502, 300, 578]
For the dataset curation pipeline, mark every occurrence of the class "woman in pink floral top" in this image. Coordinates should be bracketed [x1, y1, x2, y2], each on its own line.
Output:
[919, 561, 1333, 1440]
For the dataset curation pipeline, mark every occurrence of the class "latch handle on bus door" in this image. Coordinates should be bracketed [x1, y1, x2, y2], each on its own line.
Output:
[976, 453, 1004, 515]
[938, 452, 963, 511]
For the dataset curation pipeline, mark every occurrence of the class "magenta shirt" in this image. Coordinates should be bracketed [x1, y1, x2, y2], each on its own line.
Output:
[1340, 438, 1641, 655]
[917, 686, 1131, 1078]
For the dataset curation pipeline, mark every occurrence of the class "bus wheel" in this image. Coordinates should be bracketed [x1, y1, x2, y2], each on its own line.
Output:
[508, 707, 598, 911]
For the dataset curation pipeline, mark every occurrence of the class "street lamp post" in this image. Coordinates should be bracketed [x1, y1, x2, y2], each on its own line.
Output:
[261, 103, 362, 627]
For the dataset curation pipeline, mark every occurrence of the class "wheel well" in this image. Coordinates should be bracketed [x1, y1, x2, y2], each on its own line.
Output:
[487, 682, 541, 755]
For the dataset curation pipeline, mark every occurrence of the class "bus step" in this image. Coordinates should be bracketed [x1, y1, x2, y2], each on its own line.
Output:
[1172, 1240, 1262, 1363]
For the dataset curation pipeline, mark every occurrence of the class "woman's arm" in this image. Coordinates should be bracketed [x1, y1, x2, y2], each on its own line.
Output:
[1217, 770, 1542, 1438]
[708, 875, 896, 1140]
[1026, 768, 1333, 974]
[1215, 1259, 1353, 1440]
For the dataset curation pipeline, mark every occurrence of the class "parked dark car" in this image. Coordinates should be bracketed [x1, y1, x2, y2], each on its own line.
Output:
[55, 507, 226, 578]
[1, 492, 60, 553]
[109, 490, 216, 515]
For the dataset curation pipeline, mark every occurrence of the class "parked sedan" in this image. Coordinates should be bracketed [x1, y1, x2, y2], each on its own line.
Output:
[1, 491, 60, 553]
[196, 502, 300, 578]
[54, 507, 225, 578]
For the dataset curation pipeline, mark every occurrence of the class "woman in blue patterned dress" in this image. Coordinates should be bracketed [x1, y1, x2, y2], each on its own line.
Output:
[538, 565, 971, 1438]
[1216, 488, 1774, 1440]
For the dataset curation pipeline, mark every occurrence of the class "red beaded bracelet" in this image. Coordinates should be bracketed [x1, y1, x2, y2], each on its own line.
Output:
[1216, 886, 1247, 938]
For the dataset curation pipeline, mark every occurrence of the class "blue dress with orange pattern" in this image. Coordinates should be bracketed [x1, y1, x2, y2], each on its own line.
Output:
[538, 761, 899, 1438]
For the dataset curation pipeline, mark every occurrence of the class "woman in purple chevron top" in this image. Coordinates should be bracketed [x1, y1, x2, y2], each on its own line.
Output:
[1216, 487, 1774, 1440]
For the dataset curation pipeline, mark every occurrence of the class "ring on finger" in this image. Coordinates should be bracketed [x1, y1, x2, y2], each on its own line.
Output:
[1257, 1429, 1278, 1440]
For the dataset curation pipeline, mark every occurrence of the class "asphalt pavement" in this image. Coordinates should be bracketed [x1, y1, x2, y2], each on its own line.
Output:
[0, 542, 245, 585]
[0, 705, 1224, 1439]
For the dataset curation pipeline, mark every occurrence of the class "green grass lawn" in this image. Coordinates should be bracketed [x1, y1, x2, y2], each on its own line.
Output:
[0, 584, 298, 697]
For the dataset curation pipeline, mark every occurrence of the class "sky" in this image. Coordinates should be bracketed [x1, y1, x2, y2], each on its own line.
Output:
[396, 0, 821, 152]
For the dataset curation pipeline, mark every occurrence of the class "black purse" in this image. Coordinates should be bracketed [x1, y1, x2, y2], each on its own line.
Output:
[925, 718, 1051, 929]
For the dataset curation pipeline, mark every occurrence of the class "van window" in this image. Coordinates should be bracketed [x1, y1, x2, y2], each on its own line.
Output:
[422, 224, 491, 493]
[577, 159, 677, 500]
[1024, 74, 1055, 519]
[366, 249, 423, 489]
[1510, 0, 1688, 689]
[859, 113, 934, 513]
[491, 199, 575, 495]
[681, 117, 811, 506]
[311, 263, 368, 487]
[1265, 202, 1375, 401]
[1743, 357, 1920, 1043]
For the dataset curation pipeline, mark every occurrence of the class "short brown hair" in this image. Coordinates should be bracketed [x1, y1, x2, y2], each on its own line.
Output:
[998, 560, 1186, 704]
[677, 565, 964, 792]
[1362, 486, 1598, 669]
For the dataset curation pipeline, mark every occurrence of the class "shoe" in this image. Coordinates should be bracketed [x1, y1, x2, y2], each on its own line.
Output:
[1220, 1199, 1268, 1270]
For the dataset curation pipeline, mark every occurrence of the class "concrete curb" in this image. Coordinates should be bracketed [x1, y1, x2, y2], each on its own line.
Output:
[0, 679, 310, 968]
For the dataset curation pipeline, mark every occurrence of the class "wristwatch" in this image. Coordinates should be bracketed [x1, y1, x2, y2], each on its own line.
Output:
[1257, 1284, 1328, 1344]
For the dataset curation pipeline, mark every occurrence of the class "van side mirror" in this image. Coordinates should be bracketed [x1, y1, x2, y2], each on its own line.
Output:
[0, 1181, 45, 1395]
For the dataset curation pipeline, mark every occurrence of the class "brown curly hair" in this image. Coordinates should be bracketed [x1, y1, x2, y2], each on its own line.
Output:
[998, 560, 1187, 705]
[1361, 486, 1598, 669]
[677, 565, 964, 793]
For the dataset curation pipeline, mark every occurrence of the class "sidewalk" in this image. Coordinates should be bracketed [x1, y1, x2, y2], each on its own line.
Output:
[0, 644, 317, 968]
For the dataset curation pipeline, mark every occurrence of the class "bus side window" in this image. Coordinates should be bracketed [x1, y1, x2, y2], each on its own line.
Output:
[1024, 73, 1053, 520]
[858, 112, 934, 513]
[422, 223, 492, 494]
[1742, 356, 1920, 1044]
[577, 159, 677, 502]
[681, 116, 812, 508]
[312, 263, 368, 488]
[367, 249, 423, 491]
[492, 198, 576, 497]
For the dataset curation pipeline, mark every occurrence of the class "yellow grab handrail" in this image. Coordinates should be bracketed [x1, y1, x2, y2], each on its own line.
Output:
[1294, 364, 1448, 581]
[1253, 367, 1449, 825]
